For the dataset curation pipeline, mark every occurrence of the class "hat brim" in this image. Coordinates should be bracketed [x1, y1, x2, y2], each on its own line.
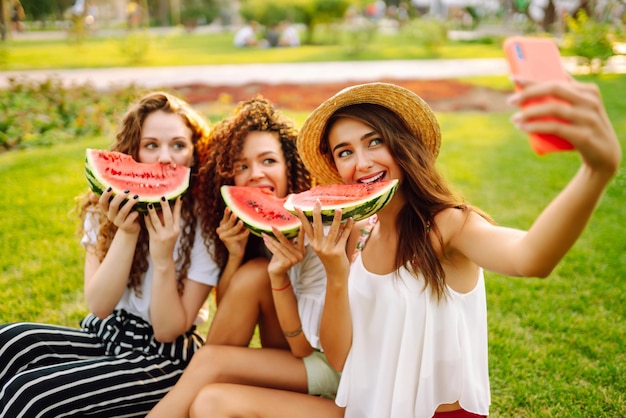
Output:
[297, 82, 441, 185]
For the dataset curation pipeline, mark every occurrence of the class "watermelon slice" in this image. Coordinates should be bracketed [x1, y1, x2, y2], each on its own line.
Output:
[84, 148, 190, 212]
[221, 180, 399, 239]
[283, 179, 399, 224]
[220, 186, 301, 239]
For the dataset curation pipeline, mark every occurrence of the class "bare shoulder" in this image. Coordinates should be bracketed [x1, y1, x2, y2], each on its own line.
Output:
[432, 207, 491, 253]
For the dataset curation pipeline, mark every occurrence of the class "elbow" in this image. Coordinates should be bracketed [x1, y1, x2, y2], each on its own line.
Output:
[327, 356, 344, 373]
[291, 346, 314, 359]
[517, 263, 555, 279]
[87, 303, 114, 320]
[153, 329, 180, 343]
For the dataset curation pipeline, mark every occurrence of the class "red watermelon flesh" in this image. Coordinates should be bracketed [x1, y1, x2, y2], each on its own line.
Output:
[85, 148, 190, 212]
[220, 186, 301, 239]
[283, 179, 399, 224]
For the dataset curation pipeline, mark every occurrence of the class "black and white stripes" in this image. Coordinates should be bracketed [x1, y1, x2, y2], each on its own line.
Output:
[0, 310, 204, 417]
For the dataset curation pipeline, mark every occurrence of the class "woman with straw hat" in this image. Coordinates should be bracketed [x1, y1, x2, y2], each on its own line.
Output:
[291, 80, 620, 417]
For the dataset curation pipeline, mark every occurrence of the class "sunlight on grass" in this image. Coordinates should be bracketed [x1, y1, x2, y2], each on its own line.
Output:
[1, 64, 624, 415]
[2, 30, 506, 71]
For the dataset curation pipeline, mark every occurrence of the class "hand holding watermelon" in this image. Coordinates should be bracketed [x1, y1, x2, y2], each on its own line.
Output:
[262, 227, 306, 278]
[294, 200, 353, 281]
[216, 207, 250, 260]
[143, 196, 183, 263]
[98, 187, 141, 234]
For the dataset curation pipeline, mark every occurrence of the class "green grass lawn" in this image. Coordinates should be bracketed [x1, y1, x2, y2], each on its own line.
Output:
[1, 54, 625, 416]
[0, 29, 505, 70]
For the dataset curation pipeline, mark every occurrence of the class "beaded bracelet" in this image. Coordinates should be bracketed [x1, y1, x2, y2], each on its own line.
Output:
[283, 326, 303, 338]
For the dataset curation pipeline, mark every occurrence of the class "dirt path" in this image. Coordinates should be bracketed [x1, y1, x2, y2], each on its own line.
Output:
[172, 78, 514, 113]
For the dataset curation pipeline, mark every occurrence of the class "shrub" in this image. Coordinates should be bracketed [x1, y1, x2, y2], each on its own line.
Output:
[401, 18, 448, 57]
[563, 10, 615, 74]
[0, 77, 143, 152]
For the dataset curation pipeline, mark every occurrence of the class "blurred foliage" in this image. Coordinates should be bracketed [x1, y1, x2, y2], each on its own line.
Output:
[563, 9, 617, 74]
[401, 17, 449, 56]
[0, 77, 143, 151]
[239, 0, 353, 44]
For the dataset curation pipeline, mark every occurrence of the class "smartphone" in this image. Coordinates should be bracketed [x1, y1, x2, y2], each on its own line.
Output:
[503, 36, 574, 155]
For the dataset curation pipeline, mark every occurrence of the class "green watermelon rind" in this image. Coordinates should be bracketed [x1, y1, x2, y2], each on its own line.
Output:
[84, 149, 190, 213]
[283, 179, 399, 224]
[220, 186, 301, 239]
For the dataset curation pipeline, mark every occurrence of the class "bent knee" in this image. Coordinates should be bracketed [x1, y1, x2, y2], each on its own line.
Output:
[190, 384, 230, 417]
[229, 259, 271, 293]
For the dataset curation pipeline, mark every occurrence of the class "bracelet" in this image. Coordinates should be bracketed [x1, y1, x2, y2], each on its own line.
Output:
[271, 281, 292, 291]
[283, 325, 303, 338]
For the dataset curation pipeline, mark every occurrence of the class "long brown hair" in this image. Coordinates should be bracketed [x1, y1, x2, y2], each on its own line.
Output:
[323, 103, 492, 299]
[194, 96, 312, 272]
[77, 91, 211, 295]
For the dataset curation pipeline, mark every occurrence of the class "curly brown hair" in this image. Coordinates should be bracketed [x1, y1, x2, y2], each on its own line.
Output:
[76, 91, 211, 295]
[194, 96, 312, 272]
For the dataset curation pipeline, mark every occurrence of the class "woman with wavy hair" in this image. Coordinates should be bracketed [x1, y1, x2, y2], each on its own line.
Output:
[148, 97, 341, 418]
[294, 80, 620, 418]
[0, 91, 219, 417]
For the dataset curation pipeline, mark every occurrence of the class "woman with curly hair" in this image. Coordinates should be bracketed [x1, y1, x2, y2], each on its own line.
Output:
[0, 91, 220, 417]
[147, 97, 341, 418]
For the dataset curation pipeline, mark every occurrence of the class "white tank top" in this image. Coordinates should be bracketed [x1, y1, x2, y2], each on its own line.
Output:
[336, 253, 490, 418]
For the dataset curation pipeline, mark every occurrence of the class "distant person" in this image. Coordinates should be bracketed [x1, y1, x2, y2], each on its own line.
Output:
[277, 21, 300, 47]
[234, 21, 261, 47]
[265, 23, 281, 47]
[10, 0, 25, 32]
[127, 0, 141, 29]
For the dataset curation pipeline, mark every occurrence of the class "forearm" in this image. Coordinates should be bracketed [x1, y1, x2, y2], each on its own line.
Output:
[518, 164, 617, 277]
[149, 262, 190, 342]
[270, 272, 314, 358]
[319, 274, 352, 372]
[84, 230, 138, 317]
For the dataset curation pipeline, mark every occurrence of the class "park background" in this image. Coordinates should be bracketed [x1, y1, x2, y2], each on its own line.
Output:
[1, 0, 625, 416]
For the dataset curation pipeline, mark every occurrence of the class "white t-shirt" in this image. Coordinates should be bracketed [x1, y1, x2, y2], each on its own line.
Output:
[81, 212, 219, 324]
[279, 26, 300, 47]
[233, 25, 255, 47]
[336, 253, 490, 417]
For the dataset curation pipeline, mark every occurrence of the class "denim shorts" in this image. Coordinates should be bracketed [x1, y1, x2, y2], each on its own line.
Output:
[303, 350, 341, 400]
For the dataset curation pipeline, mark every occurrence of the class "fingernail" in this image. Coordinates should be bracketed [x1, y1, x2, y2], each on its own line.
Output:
[106, 186, 112, 192]
[161, 196, 166, 202]
[147, 203, 153, 210]
[124, 189, 130, 194]
[133, 194, 139, 200]
[507, 93, 521, 105]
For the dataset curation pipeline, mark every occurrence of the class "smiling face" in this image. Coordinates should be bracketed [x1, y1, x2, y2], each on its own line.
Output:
[233, 130, 289, 198]
[138, 110, 195, 167]
[328, 117, 403, 186]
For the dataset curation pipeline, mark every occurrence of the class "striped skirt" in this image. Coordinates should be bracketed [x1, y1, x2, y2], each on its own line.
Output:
[0, 309, 204, 418]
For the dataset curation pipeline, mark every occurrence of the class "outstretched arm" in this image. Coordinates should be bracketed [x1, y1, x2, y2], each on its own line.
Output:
[451, 80, 621, 278]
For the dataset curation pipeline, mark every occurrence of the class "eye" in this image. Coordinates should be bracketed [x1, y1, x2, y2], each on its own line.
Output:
[234, 163, 248, 173]
[336, 149, 352, 159]
[144, 142, 158, 150]
[368, 137, 383, 147]
[173, 142, 189, 150]
[262, 158, 278, 165]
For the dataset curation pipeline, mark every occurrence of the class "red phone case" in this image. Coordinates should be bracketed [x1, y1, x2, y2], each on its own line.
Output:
[503, 36, 574, 155]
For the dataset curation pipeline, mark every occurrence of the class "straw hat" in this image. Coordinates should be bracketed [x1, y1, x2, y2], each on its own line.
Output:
[297, 82, 441, 185]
